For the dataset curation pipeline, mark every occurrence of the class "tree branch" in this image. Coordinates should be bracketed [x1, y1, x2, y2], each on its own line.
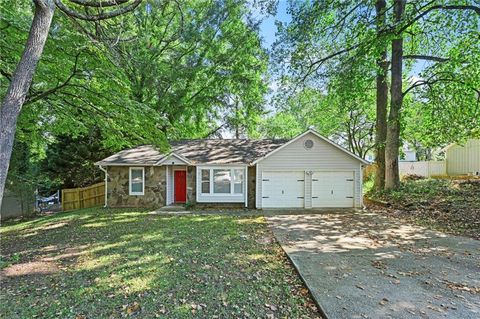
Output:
[1, 69, 12, 82]
[403, 54, 449, 62]
[403, 76, 480, 97]
[398, 4, 480, 34]
[67, 0, 129, 7]
[302, 43, 360, 82]
[24, 52, 82, 105]
[54, 0, 142, 21]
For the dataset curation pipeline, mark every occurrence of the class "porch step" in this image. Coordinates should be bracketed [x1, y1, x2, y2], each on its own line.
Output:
[157, 205, 186, 212]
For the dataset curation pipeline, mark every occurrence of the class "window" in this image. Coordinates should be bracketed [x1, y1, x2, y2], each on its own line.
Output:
[201, 169, 210, 194]
[198, 167, 245, 195]
[129, 167, 144, 195]
[233, 169, 244, 194]
[213, 169, 231, 193]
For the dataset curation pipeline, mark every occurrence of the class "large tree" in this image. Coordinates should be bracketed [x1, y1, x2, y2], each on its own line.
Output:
[272, 0, 479, 189]
[2, 0, 269, 204]
[97, 0, 268, 139]
[0, 0, 143, 208]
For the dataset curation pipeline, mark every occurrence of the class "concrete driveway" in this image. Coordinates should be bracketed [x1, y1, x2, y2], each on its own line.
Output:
[266, 211, 480, 319]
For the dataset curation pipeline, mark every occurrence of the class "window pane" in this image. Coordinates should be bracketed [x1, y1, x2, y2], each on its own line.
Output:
[131, 169, 143, 183]
[131, 169, 143, 194]
[234, 169, 244, 194]
[201, 181, 210, 193]
[131, 182, 142, 193]
[201, 169, 210, 181]
[213, 169, 231, 193]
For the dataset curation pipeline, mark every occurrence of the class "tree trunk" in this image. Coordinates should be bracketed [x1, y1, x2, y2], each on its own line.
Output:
[385, 0, 405, 189]
[374, 0, 388, 190]
[0, 0, 55, 208]
[234, 99, 240, 139]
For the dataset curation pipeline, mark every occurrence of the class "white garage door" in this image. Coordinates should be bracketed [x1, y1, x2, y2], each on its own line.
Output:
[312, 171, 354, 207]
[262, 171, 305, 208]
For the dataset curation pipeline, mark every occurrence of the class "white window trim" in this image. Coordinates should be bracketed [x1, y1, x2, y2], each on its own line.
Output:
[200, 169, 211, 195]
[198, 166, 246, 197]
[129, 167, 145, 196]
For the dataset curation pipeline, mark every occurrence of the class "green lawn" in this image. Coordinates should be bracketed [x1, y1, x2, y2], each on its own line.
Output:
[0, 208, 320, 318]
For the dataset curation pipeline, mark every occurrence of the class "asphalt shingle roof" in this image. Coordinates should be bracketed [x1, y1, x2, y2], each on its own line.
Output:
[97, 138, 288, 166]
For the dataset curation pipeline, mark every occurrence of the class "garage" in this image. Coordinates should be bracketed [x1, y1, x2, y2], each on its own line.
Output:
[312, 171, 355, 207]
[262, 171, 305, 208]
[254, 129, 369, 209]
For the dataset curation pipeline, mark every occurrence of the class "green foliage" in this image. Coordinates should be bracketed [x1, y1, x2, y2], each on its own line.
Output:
[38, 128, 112, 190]
[2, 0, 269, 191]
[271, 0, 479, 153]
[99, 0, 268, 139]
[266, 1, 379, 155]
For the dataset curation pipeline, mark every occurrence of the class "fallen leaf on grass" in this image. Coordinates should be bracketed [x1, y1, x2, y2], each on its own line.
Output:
[379, 298, 389, 305]
[265, 303, 277, 311]
[124, 302, 141, 315]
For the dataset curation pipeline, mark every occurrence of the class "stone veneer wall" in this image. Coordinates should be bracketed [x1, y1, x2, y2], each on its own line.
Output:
[107, 166, 166, 208]
[248, 166, 256, 209]
[186, 166, 196, 204]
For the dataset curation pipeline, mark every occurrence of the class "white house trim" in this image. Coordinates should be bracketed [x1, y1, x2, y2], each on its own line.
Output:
[156, 152, 192, 166]
[166, 166, 171, 205]
[359, 162, 364, 208]
[129, 167, 145, 196]
[196, 165, 247, 203]
[252, 129, 369, 165]
[245, 167, 248, 207]
[98, 165, 108, 207]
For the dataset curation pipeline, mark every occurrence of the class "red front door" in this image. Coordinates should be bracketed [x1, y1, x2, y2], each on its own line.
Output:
[174, 170, 187, 203]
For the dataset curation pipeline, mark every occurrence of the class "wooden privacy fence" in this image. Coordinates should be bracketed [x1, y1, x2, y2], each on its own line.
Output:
[62, 182, 105, 211]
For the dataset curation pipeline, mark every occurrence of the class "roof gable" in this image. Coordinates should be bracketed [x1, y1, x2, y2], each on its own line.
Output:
[156, 153, 191, 165]
[252, 129, 369, 165]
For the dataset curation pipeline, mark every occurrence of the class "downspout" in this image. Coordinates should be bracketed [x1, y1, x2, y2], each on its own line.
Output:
[98, 165, 108, 208]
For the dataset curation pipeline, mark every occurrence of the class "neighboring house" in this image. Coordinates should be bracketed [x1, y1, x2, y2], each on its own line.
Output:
[444, 139, 480, 176]
[398, 139, 480, 177]
[95, 129, 369, 209]
[399, 144, 417, 162]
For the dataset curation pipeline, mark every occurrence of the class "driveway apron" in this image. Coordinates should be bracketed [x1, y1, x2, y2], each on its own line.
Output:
[266, 211, 480, 319]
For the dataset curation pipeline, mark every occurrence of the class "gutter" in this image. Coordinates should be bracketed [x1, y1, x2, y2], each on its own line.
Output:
[98, 164, 108, 208]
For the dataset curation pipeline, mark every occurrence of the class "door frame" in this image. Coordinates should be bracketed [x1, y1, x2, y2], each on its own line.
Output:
[173, 168, 187, 203]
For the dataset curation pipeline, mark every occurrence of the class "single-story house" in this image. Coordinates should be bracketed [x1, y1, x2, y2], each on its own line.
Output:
[95, 129, 369, 209]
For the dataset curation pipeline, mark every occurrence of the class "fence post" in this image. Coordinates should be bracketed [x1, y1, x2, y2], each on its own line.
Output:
[77, 188, 81, 209]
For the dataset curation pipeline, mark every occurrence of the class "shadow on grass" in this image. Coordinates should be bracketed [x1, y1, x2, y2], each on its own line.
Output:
[1, 208, 320, 319]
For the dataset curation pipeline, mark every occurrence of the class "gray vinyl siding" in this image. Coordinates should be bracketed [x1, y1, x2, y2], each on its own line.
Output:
[256, 132, 363, 208]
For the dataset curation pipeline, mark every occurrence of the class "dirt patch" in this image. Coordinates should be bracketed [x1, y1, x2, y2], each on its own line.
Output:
[0, 261, 59, 279]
